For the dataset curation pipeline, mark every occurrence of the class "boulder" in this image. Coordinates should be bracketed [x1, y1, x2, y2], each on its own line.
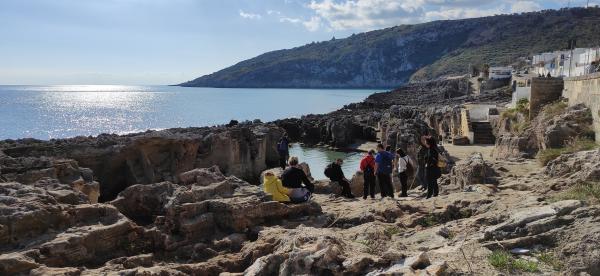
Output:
[450, 152, 498, 189]
[545, 149, 600, 184]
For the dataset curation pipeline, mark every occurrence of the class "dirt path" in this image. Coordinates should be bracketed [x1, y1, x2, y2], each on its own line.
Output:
[442, 144, 495, 162]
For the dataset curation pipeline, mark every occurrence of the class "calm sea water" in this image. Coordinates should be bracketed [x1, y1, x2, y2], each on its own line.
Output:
[0, 85, 377, 140]
[289, 143, 363, 180]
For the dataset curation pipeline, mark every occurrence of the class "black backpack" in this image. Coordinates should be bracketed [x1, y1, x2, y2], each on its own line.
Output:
[404, 156, 415, 175]
[324, 163, 334, 178]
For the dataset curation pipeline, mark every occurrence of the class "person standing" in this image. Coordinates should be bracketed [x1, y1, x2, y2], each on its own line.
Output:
[374, 144, 394, 198]
[416, 134, 430, 191]
[359, 150, 376, 199]
[277, 135, 290, 170]
[396, 148, 415, 197]
[281, 156, 314, 203]
[325, 159, 354, 198]
[424, 137, 441, 199]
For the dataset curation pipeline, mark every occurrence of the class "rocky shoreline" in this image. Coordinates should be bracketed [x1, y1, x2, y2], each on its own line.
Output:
[1, 78, 599, 275]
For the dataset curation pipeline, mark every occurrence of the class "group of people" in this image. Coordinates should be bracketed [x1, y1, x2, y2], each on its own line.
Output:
[263, 133, 444, 203]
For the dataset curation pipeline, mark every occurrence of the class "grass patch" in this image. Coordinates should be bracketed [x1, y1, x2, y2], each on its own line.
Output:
[488, 250, 539, 273]
[542, 101, 568, 121]
[418, 214, 439, 227]
[500, 98, 530, 134]
[549, 182, 600, 204]
[537, 138, 598, 166]
[536, 251, 563, 271]
[384, 226, 401, 238]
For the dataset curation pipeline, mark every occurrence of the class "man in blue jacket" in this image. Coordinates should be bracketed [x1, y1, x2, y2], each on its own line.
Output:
[374, 143, 395, 198]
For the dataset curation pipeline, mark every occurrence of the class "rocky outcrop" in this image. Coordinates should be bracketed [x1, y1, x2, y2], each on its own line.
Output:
[0, 124, 284, 201]
[0, 165, 323, 275]
[545, 149, 600, 184]
[449, 152, 498, 189]
[493, 103, 594, 160]
[0, 155, 99, 203]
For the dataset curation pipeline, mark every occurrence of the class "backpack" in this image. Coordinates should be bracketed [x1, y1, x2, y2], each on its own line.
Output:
[379, 152, 393, 174]
[324, 163, 334, 178]
[277, 139, 288, 152]
[437, 153, 447, 168]
[402, 156, 415, 175]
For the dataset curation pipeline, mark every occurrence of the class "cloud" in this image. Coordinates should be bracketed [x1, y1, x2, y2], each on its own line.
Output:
[239, 10, 261, 20]
[303, 16, 323, 32]
[302, 0, 547, 31]
[280, 17, 302, 24]
[267, 10, 281, 15]
[511, 1, 542, 13]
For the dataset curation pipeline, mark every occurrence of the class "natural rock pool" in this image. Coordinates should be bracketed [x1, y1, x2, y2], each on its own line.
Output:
[289, 143, 364, 180]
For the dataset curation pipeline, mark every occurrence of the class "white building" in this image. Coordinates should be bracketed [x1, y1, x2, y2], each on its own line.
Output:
[489, 66, 512, 79]
[572, 47, 600, 76]
[532, 48, 599, 77]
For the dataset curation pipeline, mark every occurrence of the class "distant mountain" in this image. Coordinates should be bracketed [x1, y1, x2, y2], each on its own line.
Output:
[180, 7, 600, 89]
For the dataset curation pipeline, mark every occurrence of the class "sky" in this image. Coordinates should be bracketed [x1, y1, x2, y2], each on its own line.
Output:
[0, 0, 596, 85]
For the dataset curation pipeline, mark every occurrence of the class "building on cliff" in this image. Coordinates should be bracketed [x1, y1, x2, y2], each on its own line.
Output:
[533, 47, 600, 78]
[489, 66, 513, 80]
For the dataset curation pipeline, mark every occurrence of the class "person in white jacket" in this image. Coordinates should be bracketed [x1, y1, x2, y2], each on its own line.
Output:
[396, 148, 415, 197]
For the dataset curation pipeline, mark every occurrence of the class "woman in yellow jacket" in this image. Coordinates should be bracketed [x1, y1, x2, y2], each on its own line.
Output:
[263, 172, 291, 202]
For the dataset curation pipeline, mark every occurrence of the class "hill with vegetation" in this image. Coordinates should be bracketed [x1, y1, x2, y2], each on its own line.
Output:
[180, 7, 600, 88]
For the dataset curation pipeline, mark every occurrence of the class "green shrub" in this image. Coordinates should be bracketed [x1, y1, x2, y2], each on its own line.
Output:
[515, 98, 529, 117]
[488, 250, 540, 273]
[537, 138, 598, 166]
[536, 251, 563, 271]
[550, 182, 600, 204]
[488, 250, 512, 270]
[501, 108, 518, 120]
[512, 258, 539, 272]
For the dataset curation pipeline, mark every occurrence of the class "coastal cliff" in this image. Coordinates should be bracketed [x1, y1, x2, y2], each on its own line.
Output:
[180, 8, 600, 88]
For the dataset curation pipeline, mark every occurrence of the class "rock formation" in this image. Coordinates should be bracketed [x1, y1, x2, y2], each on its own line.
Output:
[1, 124, 284, 201]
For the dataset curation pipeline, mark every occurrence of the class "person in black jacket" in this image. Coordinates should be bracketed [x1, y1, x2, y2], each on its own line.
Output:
[325, 159, 354, 198]
[281, 156, 314, 202]
[424, 137, 441, 199]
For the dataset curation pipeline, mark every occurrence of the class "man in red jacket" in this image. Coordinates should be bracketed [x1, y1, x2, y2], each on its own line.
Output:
[359, 149, 376, 199]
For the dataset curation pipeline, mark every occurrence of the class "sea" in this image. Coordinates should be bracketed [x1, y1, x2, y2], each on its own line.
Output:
[0, 85, 376, 178]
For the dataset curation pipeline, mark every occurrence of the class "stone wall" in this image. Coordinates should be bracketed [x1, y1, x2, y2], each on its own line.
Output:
[529, 78, 564, 119]
[563, 72, 600, 144]
[460, 109, 474, 144]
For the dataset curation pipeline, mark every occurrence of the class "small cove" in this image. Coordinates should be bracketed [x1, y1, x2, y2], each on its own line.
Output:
[289, 143, 364, 180]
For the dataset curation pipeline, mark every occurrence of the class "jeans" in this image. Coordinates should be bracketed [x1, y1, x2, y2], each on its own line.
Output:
[398, 171, 408, 197]
[377, 173, 394, 198]
[426, 168, 440, 198]
[337, 179, 353, 197]
[278, 153, 288, 170]
[363, 173, 376, 199]
[289, 188, 311, 203]
[416, 166, 426, 189]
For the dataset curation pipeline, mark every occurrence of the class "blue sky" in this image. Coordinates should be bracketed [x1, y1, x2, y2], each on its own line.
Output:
[0, 0, 595, 85]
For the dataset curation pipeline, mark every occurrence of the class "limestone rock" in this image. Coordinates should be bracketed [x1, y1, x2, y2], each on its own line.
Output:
[450, 152, 498, 189]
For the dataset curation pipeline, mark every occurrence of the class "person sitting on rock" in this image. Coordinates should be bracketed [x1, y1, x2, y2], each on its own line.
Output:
[263, 171, 290, 202]
[324, 158, 354, 198]
[374, 143, 395, 198]
[396, 148, 415, 198]
[281, 156, 314, 203]
[359, 150, 376, 200]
